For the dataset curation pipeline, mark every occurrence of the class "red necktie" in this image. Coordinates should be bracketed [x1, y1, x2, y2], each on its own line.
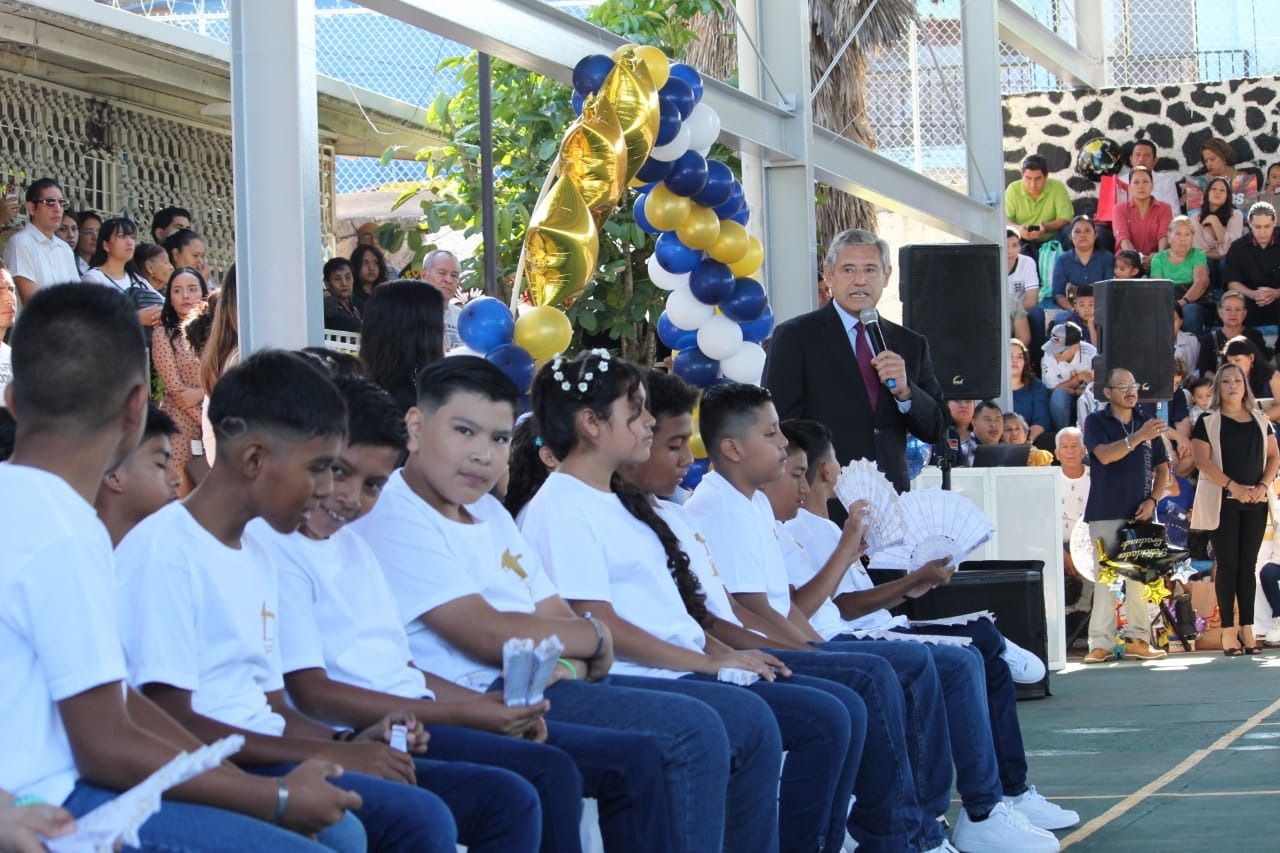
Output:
[854, 321, 880, 412]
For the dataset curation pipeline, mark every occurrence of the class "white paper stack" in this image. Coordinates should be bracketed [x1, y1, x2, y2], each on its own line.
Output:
[502, 635, 565, 707]
[839, 628, 973, 647]
[716, 667, 762, 686]
[908, 610, 994, 629]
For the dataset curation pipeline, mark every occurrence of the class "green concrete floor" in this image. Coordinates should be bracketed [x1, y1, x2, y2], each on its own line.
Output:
[946, 647, 1280, 851]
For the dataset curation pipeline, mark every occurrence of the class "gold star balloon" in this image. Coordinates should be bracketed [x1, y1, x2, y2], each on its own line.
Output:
[599, 50, 660, 184]
[524, 176, 599, 308]
[559, 93, 628, 227]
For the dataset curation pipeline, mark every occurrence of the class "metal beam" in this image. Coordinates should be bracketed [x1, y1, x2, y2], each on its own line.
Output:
[997, 0, 1104, 89]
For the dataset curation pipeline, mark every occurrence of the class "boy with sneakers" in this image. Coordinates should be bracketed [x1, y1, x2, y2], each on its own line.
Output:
[94, 403, 183, 546]
[686, 382, 1073, 851]
[259, 372, 670, 853]
[2, 285, 362, 852]
[115, 348, 535, 853]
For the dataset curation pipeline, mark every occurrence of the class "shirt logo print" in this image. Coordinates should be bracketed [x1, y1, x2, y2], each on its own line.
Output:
[694, 533, 721, 577]
[502, 549, 528, 579]
[261, 601, 277, 654]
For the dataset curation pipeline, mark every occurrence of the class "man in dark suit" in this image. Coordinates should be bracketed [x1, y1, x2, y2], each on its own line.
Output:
[765, 228, 947, 492]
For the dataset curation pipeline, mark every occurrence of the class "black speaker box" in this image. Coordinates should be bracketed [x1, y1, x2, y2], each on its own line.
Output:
[1093, 279, 1175, 402]
[899, 244, 1003, 401]
[872, 561, 1051, 700]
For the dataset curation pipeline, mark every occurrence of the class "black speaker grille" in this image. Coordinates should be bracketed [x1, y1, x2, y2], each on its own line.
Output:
[899, 244, 1003, 400]
[1095, 279, 1175, 401]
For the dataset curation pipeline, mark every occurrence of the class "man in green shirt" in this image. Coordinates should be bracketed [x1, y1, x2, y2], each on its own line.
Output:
[1006, 155, 1074, 247]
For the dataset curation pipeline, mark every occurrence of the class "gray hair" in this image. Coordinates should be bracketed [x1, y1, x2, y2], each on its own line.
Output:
[823, 228, 891, 273]
[1055, 426, 1083, 450]
[422, 249, 458, 267]
[1002, 411, 1030, 433]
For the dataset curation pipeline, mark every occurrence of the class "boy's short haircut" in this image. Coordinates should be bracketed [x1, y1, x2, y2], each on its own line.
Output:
[1073, 284, 1094, 300]
[24, 178, 62, 205]
[207, 349, 347, 441]
[414, 355, 518, 416]
[780, 419, 834, 485]
[143, 402, 179, 443]
[334, 375, 407, 457]
[1115, 250, 1142, 270]
[151, 206, 192, 236]
[1186, 376, 1213, 393]
[9, 284, 147, 428]
[698, 381, 773, 461]
[644, 368, 698, 422]
[974, 399, 1003, 418]
[0, 407, 15, 462]
[299, 346, 366, 380]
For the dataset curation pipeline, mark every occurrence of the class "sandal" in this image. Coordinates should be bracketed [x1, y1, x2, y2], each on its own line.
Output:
[1244, 646, 1262, 655]
[1224, 647, 1244, 657]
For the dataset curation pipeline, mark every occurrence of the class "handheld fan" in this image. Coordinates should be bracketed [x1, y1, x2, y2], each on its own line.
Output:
[833, 458, 908, 552]
[868, 488, 994, 569]
[1068, 517, 1097, 582]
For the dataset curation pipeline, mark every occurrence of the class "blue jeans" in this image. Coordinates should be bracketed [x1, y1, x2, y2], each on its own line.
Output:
[1027, 305, 1048, 357]
[607, 675, 783, 853]
[1181, 301, 1210, 335]
[63, 781, 367, 853]
[543, 678, 732, 853]
[1049, 387, 1076, 431]
[247, 764, 458, 853]
[768, 648, 929, 853]
[1261, 562, 1280, 618]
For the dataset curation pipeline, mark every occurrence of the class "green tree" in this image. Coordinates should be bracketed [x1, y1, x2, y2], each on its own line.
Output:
[384, 0, 724, 362]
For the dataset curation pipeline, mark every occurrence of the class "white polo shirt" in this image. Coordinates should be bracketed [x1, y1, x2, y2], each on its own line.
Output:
[3, 224, 79, 303]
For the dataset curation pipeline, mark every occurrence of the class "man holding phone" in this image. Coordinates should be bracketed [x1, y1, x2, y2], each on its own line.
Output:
[1006, 155, 1074, 251]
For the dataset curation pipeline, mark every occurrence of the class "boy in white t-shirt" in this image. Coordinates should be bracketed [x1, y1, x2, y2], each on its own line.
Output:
[1, 285, 362, 852]
[686, 383, 1069, 849]
[115, 349, 468, 853]
[265, 372, 670, 853]
[94, 403, 183, 547]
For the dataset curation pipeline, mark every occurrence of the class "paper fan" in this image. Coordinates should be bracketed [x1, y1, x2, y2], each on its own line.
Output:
[868, 489, 994, 569]
[834, 458, 907, 552]
[1068, 517, 1097, 582]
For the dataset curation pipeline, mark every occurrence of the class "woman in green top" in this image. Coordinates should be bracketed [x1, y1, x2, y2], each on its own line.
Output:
[1151, 216, 1211, 333]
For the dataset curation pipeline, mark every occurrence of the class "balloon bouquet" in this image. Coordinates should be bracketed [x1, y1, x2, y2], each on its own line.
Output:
[455, 44, 777, 490]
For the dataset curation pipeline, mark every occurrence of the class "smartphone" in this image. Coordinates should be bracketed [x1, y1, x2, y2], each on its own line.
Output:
[1027, 224, 1041, 233]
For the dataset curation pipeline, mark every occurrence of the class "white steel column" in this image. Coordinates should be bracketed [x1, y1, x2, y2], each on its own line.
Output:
[229, 0, 323, 352]
[1073, 0, 1106, 77]
[754, 0, 818, 322]
[960, 0, 1012, 407]
[734, 0, 767, 280]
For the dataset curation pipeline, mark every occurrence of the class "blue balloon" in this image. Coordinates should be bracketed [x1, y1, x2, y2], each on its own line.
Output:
[906, 437, 931, 481]
[632, 180, 659, 195]
[656, 98, 682, 146]
[689, 260, 735, 305]
[740, 306, 775, 343]
[659, 76, 696, 121]
[573, 54, 614, 95]
[692, 161, 734, 208]
[681, 457, 711, 491]
[729, 206, 750, 226]
[458, 297, 515, 353]
[713, 183, 745, 219]
[485, 343, 535, 393]
[657, 312, 698, 350]
[664, 151, 709, 198]
[633, 193, 660, 235]
[571, 91, 584, 116]
[719, 277, 768, 322]
[672, 347, 719, 388]
[668, 64, 704, 103]
[635, 157, 673, 184]
[655, 232, 702, 274]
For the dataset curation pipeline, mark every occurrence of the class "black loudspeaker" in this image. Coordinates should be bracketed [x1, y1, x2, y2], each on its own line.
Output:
[878, 561, 1051, 700]
[899, 244, 1003, 401]
[1094, 279, 1175, 402]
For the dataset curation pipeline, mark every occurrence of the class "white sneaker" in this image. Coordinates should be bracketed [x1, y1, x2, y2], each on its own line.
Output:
[1000, 638, 1047, 684]
[952, 802, 1059, 852]
[923, 841, 961, 853]
[1265, 617, 1280, 647]
[1004, 785, 1080, 830]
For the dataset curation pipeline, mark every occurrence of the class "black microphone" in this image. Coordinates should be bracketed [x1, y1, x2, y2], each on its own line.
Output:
[858, 307, 897, 391]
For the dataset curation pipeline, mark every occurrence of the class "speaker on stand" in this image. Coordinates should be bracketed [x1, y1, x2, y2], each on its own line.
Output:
[1092, 279, 1175, 401]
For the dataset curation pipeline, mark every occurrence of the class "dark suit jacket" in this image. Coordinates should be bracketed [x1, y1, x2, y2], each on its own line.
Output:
[764, 302, 948, 492]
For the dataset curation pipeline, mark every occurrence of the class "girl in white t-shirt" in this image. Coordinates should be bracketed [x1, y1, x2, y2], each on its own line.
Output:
[522, 350, 866, 853]
[81, 218, 163, 331]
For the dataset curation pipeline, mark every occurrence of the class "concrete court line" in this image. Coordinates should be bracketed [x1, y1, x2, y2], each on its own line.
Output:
[1060, 695, 1280, 849]
[1033, 790, 1280, 801]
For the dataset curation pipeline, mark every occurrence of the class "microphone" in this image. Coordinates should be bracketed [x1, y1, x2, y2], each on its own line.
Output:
[858, 308, 897, 390]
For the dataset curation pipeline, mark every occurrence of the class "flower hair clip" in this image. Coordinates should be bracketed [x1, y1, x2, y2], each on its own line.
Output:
[550, 355, 570, 392]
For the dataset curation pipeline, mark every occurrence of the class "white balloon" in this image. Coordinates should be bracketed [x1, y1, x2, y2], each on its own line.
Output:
[649, 125, 691, 163]
[694, 146, 712, 158]
[684, 103, 721, 151]
[647, 253, 691, 291]
[665, 287, 716, 330]
[447, 345, 483, 358]
[697, 315, 744, 360]
[720, 341, 767, 384]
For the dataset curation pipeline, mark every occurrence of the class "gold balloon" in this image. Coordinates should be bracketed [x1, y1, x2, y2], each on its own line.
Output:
[600, 53, 660, 183]
[708, 220, 750, 264]
[560, 94, 628, 227]
[631, 45, 671, 89]
[514, 305, 574, 361]
[524, 176, 599, 308]
[644, 184, 691, 232]
[728, 235, 764, 277]
[676, 204, 721, 251]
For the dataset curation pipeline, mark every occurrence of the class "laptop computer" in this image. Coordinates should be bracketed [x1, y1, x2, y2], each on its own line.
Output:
[972, 443, 1032, 468]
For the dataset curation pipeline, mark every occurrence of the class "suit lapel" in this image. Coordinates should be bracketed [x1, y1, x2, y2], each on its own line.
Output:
[816, 303, 872, 407]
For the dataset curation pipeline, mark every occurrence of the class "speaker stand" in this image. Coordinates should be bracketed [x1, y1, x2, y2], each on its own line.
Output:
[935, 439, 953, 491]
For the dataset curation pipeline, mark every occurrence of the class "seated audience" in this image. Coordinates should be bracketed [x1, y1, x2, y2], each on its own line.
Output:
[1112, 166, 1173, 271]
[93, 403, 182, 546]
[1052, 216, 1114, 311]
[74, 209, 100, 276]
[1174, 304, 1201, 378]
[3, 177, 79, 305]
[1002, 413, 1054, 465]
[1006, 154, 1073, 253]
[973, 399, 1005, 446]
[938, 398, 978, 467]
[83, 217, 164, 330]
[358, 279, 445, 415]
[1198, 291, 1269, 377]
[1151, 216, 1211, 333]
[350, 243, 390, 313]
[1060, 283, 1098, 345]
[419, 249, 464, 351]
[1113, 250, 1143, 279]
[151, 205, 192, 244]
[1042, 322, 1097, 431]
[55, 208, 77, 252]
[1188, 138, 1258, 214]
[1114, 140, 1181, 213]
[1187, 376, 1213, 426]
[1056, 427, 1091, 614]
[152, 268, 210, 493]
[163, 228, 213, 288]
[1193, 176, 1243, 288]
[133, 242, 174, 294]
[1222, 336, 1280, 421]
[1258, 162, 1280, 212]
[1224, 201, 1280, 327]
[1010, 339, 1050, 443]
[321, 257, 361, 333]
[1007, 227, 1044, 350]
[1258, 558, 1280, 646]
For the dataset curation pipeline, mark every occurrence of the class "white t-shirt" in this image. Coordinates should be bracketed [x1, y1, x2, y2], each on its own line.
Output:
[684, 471, 794, 619]
[443, 303, 463, 353]
[1043, 340, 1099, 389]
[0, 464, 126, 804]
[1175, 331, 1200, 380]
[774, 519, 849, 640]
[656, 499, 740, 627]
[254, 523, 432, 701]
[0, 341, 11, 403]
[1059, 469, 1091, 543]
[785, 508, 906, 633]
[1008, 254, 1039, 301]
[521, 472, 706, 680]
[3, 224, 79, 303]
[352, 473, 558, 691]
[115, 503, 286, 736]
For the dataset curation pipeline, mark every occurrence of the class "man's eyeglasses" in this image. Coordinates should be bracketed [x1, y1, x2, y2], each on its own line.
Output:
[1107, 383, 1140, 392]
[34, 198, 69, 210]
